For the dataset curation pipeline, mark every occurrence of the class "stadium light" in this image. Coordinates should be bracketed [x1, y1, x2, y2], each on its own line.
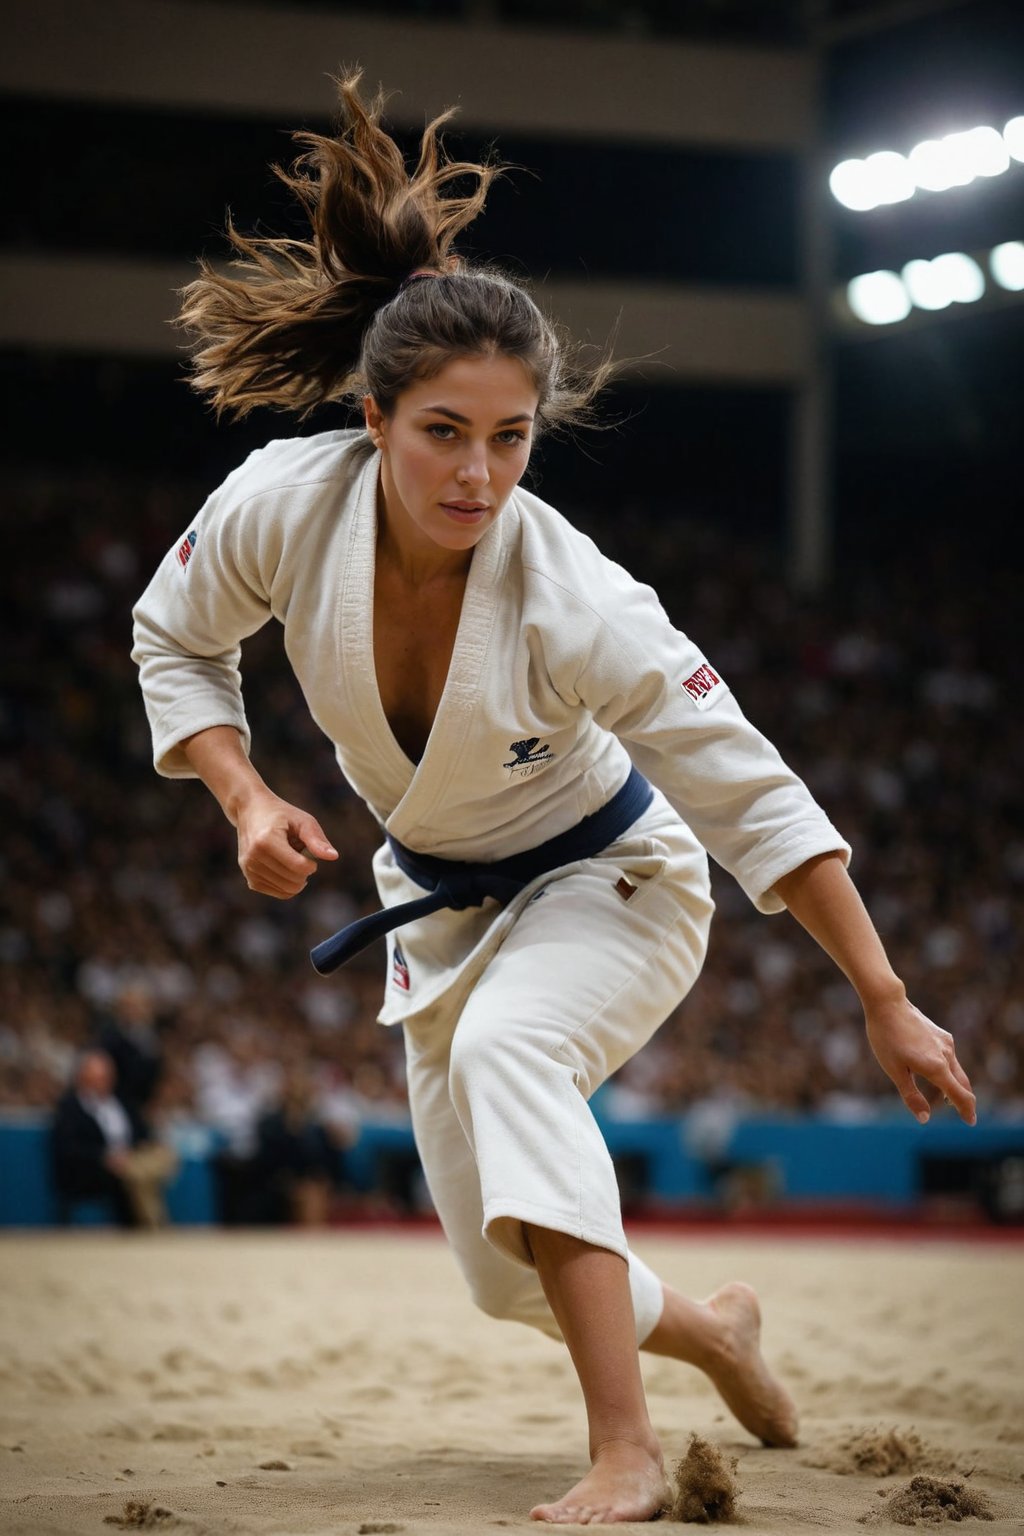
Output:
[865, 150, 915, 204]
[831, 116, 1022, 209]
[842, 247, 1012, 327]
[963, 126, 1011, 176]
[830, 159, 876, 211]
[902, 253, 985, 310]
[846, 270, 912, 325]
[907, 138, 964, 192]
[990, 241, 1024, 291]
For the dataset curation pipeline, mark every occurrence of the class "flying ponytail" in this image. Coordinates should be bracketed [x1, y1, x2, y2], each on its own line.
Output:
[178, 72, 616, 431]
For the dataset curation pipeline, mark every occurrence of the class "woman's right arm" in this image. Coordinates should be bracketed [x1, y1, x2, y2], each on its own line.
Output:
[182, 725, 338, 899]
[133, 469, 338, 900]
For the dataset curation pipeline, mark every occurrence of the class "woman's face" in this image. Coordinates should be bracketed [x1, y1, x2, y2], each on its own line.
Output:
[365, 353, 538, 560]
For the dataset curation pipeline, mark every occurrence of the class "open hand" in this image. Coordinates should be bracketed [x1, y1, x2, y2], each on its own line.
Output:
[865, 996, 976, 1126]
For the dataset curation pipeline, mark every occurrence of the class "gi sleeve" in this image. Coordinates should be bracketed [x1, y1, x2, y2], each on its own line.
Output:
[570, 572, 850, 914]
[131, 480, 276, 779]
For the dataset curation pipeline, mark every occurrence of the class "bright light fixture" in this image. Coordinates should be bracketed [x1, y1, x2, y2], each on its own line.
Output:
[832, 116, 1022, 208]
[830, 159, 875, 211]
[902, 253, 985, 310]
[864, 150, 915, 205]
[961, 125, 1011, 177]
[990, 240, 1024, 291]
[844, 246, 1009, 325]
[934, 130, 982, 187]
[1004, 116, 1024, 162]
[846, 270, 912, 325]
[907, 138, 958, 192]
[903, 259, 953, 310]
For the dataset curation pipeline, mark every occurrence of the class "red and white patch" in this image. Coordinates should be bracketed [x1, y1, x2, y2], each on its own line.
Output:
[681, 662, 725, 711]
[392, 940, 410, 991]
[176, 529, 198, 569]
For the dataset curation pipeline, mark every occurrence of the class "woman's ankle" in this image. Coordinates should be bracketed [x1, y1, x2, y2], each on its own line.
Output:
[589, 1432, 664, 1469]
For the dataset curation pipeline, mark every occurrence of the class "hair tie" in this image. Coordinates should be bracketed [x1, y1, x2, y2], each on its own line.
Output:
[399, 268, 445, 291]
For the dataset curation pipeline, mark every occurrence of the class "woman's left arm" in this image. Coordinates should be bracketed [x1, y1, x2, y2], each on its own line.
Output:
[772, 852, 977, 1126]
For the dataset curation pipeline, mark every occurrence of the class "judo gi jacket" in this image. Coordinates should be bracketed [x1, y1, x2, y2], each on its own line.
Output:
[132, 429, 850, 1020]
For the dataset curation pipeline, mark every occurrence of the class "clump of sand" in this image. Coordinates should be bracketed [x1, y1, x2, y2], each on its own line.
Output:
[861, 1475, 995, 1526]
[669, 1435, 740, 1523]
[809, 1427, 929, 1477]
[103, 1501, 177, 1530]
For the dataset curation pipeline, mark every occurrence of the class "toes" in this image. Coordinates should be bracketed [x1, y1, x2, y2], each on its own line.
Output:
[762, 1413, 799, 1450]
[530, 1505, 588, 1524]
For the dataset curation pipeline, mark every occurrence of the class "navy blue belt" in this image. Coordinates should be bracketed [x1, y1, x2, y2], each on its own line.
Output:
[310, 766, 653, 976]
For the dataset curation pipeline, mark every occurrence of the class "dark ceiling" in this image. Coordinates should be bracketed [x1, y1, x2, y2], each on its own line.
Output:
[209, 0, 1014, 51]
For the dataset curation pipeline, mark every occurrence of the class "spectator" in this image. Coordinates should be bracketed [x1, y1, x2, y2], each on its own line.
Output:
[252, 1068, 347, 1225]
[193, 1029, 280, 1225]
[96, 979, 165, 1115]
[50, 1048, 177, 1227]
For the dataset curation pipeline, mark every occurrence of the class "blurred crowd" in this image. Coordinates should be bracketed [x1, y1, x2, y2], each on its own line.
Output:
[2, 457, 1021, 1201]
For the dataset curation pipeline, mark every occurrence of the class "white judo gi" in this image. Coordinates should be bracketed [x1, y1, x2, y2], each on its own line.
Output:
[133, 429, 850, 1340]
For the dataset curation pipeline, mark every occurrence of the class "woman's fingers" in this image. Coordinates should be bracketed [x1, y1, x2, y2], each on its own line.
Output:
[237, 803, 337, 898]
[922, 1032, 977, 1124]
[898, 1070, 933, 1125]
[949, 1055, 974, 1093]
[289, 815, 338, 862]
[244, 869, 308, 899]
[242, 848, 315, 898]
[933, 1058, 978, 1126]
[868, 1000, 978, 1128]
[899, 1054, 977, 1127]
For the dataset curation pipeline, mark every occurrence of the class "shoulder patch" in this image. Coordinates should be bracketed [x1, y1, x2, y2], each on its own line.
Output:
[176, 529, 198, 570]
[681, 662, 725, 711]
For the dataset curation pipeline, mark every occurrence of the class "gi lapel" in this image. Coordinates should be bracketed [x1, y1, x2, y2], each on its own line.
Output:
[345, 455, 513, 847]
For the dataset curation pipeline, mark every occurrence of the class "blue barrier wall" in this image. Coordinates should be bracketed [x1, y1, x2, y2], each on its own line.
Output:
[0, 1117, 218, 1227]
[599, 1112, 1024, 1202]
[3, 1108, 1022, 1226]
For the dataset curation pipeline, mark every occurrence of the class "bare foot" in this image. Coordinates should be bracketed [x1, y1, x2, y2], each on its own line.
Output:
[530, 1438, 670, 1525]
[702, 1281, 798, 1447]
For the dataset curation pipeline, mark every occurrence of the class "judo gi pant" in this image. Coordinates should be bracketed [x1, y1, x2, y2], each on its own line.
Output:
[402, 827, 713, 1345]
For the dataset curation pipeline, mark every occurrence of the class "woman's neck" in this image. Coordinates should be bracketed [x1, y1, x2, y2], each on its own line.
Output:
[374, 480, 473, 587]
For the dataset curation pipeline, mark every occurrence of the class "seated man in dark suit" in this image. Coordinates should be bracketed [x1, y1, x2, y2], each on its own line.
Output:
[51, 1048, 177, 1227]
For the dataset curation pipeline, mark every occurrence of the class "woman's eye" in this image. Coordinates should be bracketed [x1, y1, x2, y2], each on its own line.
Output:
[425, 424, 525, 445]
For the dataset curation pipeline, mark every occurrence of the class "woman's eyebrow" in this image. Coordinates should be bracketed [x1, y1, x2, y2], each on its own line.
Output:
[416, 406, 535, 426]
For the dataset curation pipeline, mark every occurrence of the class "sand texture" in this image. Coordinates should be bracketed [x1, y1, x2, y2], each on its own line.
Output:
[1, 1230, 1022, 1534]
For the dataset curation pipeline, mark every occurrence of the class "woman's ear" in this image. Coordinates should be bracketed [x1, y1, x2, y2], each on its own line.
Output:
[364, 395, 386, 451]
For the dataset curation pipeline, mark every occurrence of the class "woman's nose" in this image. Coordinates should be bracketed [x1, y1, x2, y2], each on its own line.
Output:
[456, 445, 489, 486]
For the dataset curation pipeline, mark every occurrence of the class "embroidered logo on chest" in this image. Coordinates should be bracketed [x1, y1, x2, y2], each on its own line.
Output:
[503, 737, 556, 781]
[681, 663, 724, 711]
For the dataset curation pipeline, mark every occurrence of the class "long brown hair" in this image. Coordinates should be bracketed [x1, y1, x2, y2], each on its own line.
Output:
[178, 74, 614, 431]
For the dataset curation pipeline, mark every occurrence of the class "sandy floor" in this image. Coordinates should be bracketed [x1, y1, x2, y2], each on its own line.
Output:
[1, 1229, 1021, 1533]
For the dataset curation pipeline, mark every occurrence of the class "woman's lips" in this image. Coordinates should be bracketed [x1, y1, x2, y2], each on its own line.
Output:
[440, 502, 490, 522]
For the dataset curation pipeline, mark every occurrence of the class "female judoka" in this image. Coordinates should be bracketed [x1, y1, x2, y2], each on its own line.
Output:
[132, 76, 976, 1525]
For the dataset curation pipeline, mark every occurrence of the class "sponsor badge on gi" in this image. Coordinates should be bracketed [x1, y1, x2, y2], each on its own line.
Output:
[176, 529, 198, 570]
[681, 662, 724, 711]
